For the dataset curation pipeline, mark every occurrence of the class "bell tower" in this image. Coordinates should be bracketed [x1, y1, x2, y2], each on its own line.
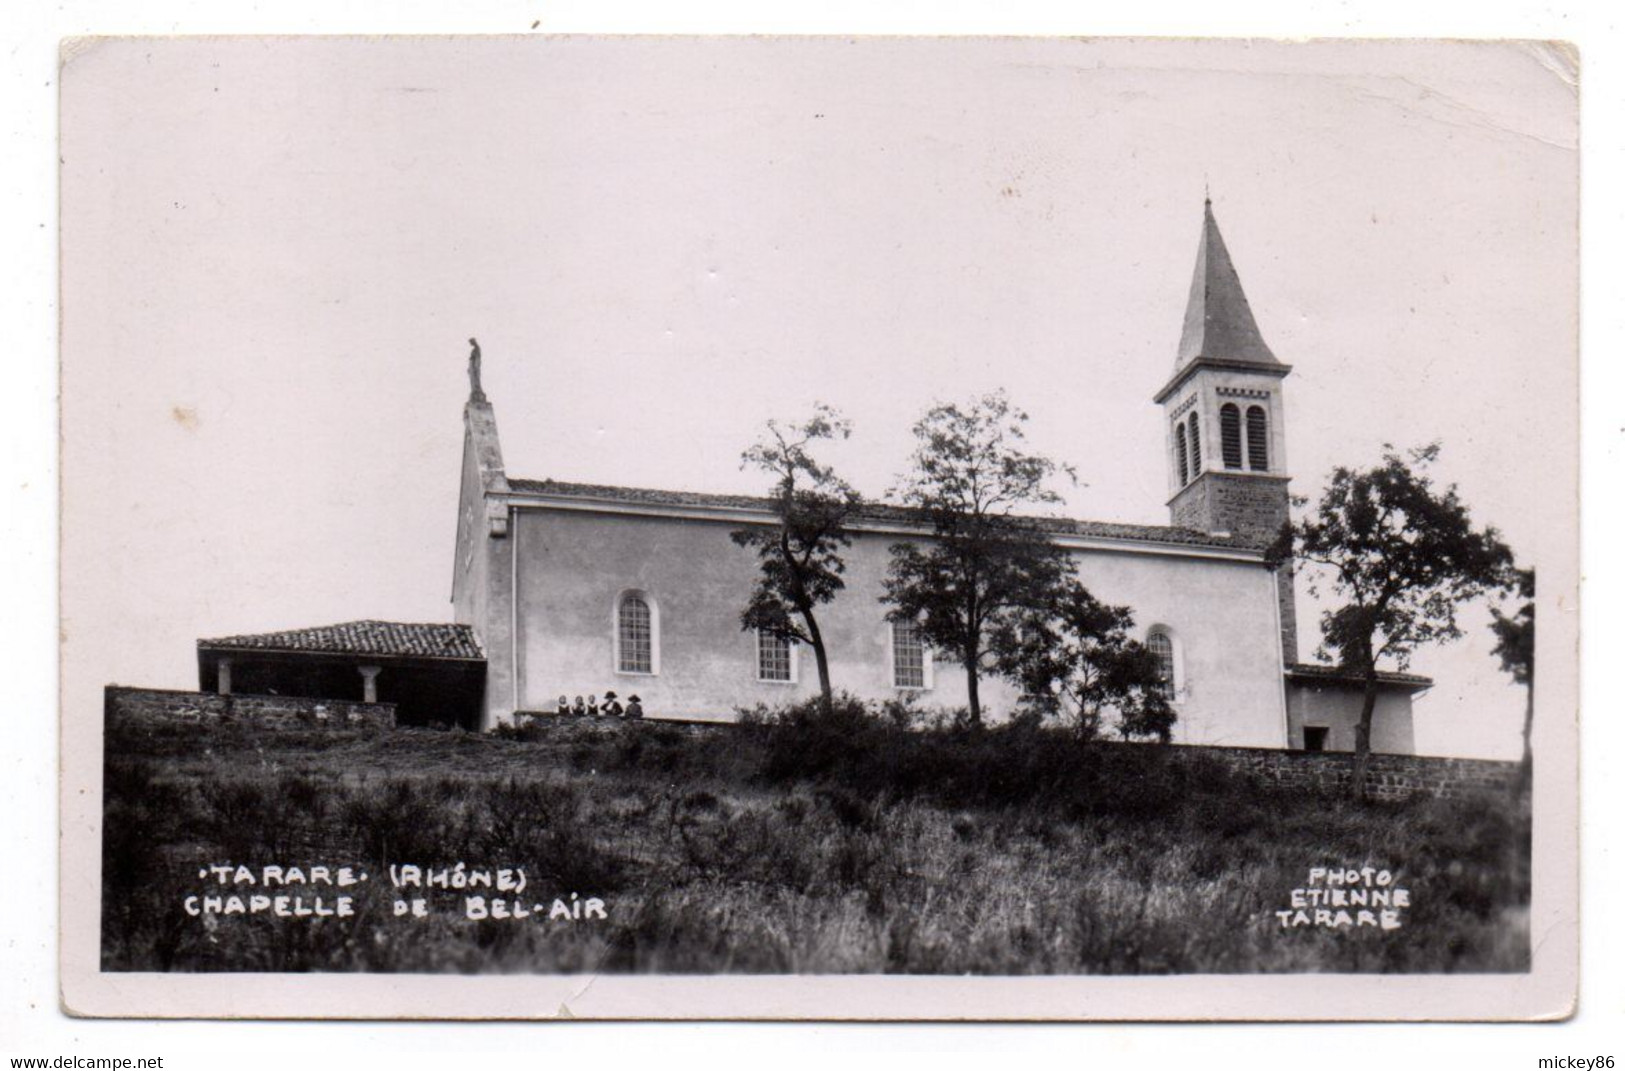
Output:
[1154, 198, 1298, 660]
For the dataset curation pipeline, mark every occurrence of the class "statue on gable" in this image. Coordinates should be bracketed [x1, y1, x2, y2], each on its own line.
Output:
[467, 337, 487, 403]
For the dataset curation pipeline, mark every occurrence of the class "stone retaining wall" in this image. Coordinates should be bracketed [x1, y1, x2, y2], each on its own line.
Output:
[105, 685, 396, 730]
[514, 710, 1517, 802]
[1179, 742, 1519, 801]
[108, 687, 1514, 799]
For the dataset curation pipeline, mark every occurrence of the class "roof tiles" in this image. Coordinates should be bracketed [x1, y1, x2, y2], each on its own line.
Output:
[507, 477, 1262, 552]
[199, 620, 484, 660]
[1285, 662, 1434, 689]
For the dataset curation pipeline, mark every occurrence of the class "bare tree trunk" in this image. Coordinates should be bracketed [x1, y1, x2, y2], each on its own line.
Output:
[1351, 674, 1380, 802]
[804, 613, 834, 712]
[965, 665, 982, 728]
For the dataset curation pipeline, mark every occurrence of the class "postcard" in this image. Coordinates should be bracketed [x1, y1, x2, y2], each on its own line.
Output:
[59, 34, 1578, 1019]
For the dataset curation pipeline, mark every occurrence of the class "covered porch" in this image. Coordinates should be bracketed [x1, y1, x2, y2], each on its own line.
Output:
[197, 620, 486, 730]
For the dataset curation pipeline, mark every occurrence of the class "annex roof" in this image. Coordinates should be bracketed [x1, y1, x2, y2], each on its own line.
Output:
[506, 477, 1263, 553]
[198, 620, 485, 661]
[1285, 662, 1434, 691]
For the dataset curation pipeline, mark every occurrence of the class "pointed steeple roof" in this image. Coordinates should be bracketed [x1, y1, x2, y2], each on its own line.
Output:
[1154, 198, 1289, 403]
[1176, 198, 1279, 369]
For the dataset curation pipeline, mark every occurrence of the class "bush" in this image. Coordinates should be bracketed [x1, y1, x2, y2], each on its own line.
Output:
[748, 692, 880, 782]
[473, 779, 627, 892]
[743, 693, 1219, 824]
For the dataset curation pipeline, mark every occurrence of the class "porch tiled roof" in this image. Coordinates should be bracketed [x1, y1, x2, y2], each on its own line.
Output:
[198, 620, 484, 661]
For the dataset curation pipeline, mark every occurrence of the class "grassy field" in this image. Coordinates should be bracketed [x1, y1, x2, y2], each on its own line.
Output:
[101, 707, 1530, 974]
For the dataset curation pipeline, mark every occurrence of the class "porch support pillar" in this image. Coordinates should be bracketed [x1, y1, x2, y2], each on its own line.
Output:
[359, 665, 382, 704]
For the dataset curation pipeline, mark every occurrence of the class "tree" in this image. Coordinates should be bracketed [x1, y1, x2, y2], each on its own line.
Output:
[1269, 443, 1514, 799]
[883, 391, 1076, 727]
[731, 405, 862, 709]
[993, 581, 1176, 742]
[1490, 567, 1535, 788]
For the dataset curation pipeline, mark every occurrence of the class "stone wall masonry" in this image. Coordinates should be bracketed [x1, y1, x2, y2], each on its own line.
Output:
[107, 686, 1513, 801]
[511, 710, 733, 741]
[511, 710, 1516, 803]
[1274, 563, 1299, 665]
[106, 685, 396, 730]
[1182, 742, 1519, 802]
[1169, 472, 1291, 543]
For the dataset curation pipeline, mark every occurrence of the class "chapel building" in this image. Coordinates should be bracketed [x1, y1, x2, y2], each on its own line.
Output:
[446, 201, 1432, 750]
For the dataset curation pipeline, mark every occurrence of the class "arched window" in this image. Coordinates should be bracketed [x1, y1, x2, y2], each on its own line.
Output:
[891, 620, 929, 689]
[615, 592, 657, 675]
[1220, 404, 1243, 469]
[1175, 422, 1190, 486]
[1246, 405, 1269, 472]
[756, 629, 795, 683]
[1187, 413, 1201, 471]
[1146, 628, 1176, 698]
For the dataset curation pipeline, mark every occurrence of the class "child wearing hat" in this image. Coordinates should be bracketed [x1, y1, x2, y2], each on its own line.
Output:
[624, 694, 644, 720]
[602, 691, 624, 717]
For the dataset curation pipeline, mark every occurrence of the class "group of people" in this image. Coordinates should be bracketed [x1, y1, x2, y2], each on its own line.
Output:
[556, 690, 644, 719]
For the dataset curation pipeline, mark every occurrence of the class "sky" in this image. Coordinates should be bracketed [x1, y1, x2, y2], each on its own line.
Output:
[59, 36, 1577, 759]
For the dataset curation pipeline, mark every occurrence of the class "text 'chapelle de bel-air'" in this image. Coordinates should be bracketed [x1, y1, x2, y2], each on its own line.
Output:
[179, 863, 609, 923]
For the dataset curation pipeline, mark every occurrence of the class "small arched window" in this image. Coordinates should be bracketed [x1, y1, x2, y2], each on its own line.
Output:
[1187, 413, 1201, 471]
[1146, 628, 1176, 698]
[1220, 404, 1243, 469]
[1175, 422, 1190, 486]
[1246, 405, 1269, 472]
[616, 592, 657, 675]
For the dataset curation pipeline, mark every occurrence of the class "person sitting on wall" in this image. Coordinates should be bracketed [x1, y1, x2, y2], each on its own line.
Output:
[624, 694, 644, 720]
[556, 695, 571, 717]
[602, 690, 624, 717]
[586, 694, 600, 717]
[572, 695, 587, 717]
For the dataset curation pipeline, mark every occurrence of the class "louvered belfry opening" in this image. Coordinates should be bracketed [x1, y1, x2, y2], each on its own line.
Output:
[1187, 413, 1201, 470]
[1246, 405, 1269, 471]
[1220, 403, 1243, 469]
[1175, 422, 1191, 485]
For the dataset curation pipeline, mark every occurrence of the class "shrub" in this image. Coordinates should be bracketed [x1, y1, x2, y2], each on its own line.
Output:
[876, 693, 924, 730]
[472, 778, 627, 893]
[749, 692, 1209, 818]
